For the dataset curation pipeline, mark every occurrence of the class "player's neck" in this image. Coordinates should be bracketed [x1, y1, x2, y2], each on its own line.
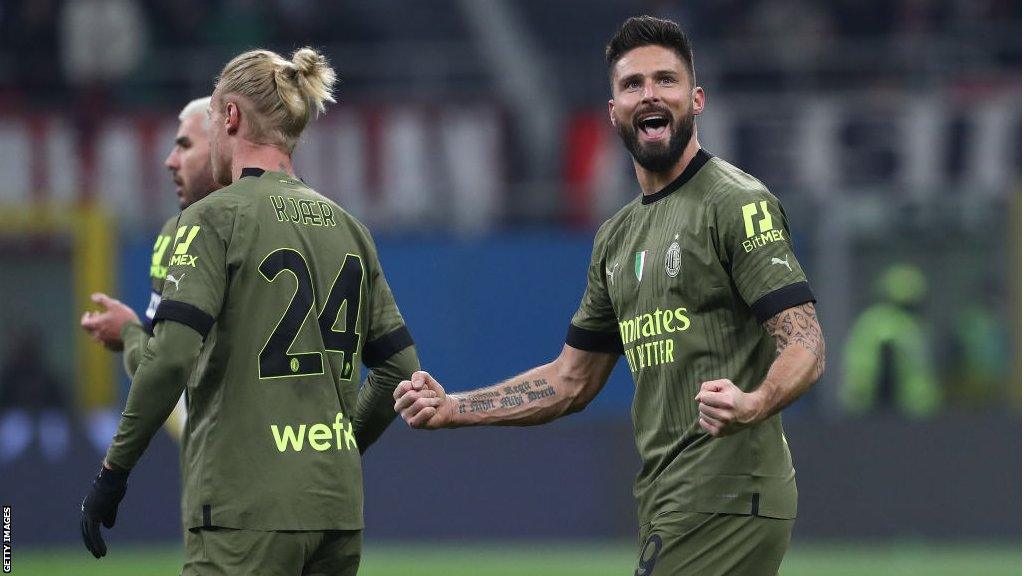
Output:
[231, 142, 295, 182]
[634, 137, 701, 197]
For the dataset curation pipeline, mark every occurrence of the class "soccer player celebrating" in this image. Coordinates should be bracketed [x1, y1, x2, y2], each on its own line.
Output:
[394, 16, 825, 576]
[80, 96, 220, 440]
[80, 48, 418, 575]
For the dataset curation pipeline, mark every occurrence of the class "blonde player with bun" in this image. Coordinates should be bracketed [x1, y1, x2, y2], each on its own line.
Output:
[209, 47, 336, 185]
[81, 48, 420, 576]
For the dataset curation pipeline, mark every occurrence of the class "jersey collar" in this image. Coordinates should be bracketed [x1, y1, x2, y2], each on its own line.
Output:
[640, 148, 712, 205]
[240, 167, 306, 184]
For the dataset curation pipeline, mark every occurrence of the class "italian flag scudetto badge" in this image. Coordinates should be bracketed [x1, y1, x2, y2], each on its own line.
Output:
[635, 250, 647, 283]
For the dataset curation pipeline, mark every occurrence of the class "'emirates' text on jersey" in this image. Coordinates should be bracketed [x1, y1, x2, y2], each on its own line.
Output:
[567, 149, 814, 523]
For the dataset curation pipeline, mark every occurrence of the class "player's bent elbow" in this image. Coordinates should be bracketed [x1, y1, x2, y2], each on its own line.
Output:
[553, 347, 614, 417]
[145, 340, 202, 387]
[559, 370, 598, 416]
[813, 354, 826, 383]
[160, 354, 197, 385]
[813, 337, 827, 381]
[565, 394, 592, 416]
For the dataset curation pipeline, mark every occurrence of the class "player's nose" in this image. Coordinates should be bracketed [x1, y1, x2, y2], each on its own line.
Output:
[638, 78, 663, 105]
[641, 79, 659, 101]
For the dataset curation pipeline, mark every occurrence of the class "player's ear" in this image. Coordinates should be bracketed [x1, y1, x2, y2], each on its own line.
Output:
[608, 99, 617, 127]
[692, 87, 705, 116]
[225, 101, 241, 135]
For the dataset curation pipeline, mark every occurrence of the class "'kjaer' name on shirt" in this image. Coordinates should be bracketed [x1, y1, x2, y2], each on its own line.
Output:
[269, 195, 338, 228]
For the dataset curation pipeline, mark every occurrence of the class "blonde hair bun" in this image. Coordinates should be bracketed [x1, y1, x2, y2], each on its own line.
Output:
[215, 47, 337, 153]
[290, 47, 336, 116]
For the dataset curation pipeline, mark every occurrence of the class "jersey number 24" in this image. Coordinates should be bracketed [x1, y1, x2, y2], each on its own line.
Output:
[258, 248, 363, 381]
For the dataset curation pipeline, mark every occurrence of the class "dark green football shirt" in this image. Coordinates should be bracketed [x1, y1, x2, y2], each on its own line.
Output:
[147, 168, 412, 531]
[120, 215, 189, 437]
[567, 149, 814, 523]
[121, 216, 178, 376]
[145, 216, 178, 324]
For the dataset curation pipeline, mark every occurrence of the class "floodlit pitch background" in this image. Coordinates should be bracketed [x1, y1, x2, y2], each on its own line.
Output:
[11, 543, 1022, 576]
[0, 1, 1020, 574]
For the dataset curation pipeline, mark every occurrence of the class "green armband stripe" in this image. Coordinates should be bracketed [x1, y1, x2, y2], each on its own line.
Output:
[566, 323, 623, 355]
[154, 300, 215, 338]
[363, 325, 414, 367]
[750, 281, 815, 324]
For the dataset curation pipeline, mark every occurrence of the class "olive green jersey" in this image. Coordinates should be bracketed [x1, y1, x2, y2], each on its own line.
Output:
[123, 215, 178, 374]
[120, 215, 188, 440]
[147, 168, 412, 531]
[145, 216, 179, 326]
[567, 150, 814, 523]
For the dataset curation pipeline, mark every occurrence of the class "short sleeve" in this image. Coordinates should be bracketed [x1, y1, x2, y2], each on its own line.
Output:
[567, 222, 623, 355]
[152, 204, 230, 338]
[712, 185, 815, 323]
[361, 237, 413, 368]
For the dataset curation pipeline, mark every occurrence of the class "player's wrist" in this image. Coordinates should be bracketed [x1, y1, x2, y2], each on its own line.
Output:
[94, 462, 130, 494]
[439, 395, 460, 428]
[101, 457, 132, 476]
[119, 320, 144, 341]
[744, 388, 769, 424]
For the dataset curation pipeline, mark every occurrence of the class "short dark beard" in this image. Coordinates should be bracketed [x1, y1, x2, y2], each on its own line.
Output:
[616, 110, 694, 173]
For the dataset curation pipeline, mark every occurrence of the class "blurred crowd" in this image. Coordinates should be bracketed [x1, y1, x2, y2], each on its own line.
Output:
[0, 0, 1018, 107]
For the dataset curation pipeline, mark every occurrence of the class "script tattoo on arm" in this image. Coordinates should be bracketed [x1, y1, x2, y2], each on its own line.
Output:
[454, 379, 556, 415]
[434, 346, 616, 427]
[764, 302, 825, 378]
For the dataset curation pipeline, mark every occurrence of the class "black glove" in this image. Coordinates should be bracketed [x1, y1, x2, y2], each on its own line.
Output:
[80, 465, 129, 558]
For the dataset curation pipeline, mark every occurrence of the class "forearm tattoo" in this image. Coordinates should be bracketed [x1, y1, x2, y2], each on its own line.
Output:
[454, 379, 555, 414]
[765, 303, 826, 376]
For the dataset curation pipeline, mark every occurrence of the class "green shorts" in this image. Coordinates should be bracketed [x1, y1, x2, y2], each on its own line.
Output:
[634, 512, 793, 576]
[182, 526, 362, 576]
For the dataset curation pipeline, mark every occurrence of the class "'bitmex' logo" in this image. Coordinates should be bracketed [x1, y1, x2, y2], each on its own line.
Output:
[169, 225, 201, 267]
[740, 201, 785, 253]
[270, 412, 357, 453]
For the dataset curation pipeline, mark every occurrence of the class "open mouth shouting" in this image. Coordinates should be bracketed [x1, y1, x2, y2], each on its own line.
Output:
[635, 110, 672, 142]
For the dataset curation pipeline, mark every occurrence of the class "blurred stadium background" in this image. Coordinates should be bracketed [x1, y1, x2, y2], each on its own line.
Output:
[0, 0, 1020, 574]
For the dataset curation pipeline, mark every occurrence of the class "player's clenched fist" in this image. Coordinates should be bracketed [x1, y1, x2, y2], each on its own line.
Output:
[694, 379, 764, 438]
[393, 371, 453, 429]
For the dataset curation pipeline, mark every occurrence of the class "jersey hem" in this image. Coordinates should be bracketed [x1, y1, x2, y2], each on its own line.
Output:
[184, 519, 365, 532]
[637, 473, 798, 524]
